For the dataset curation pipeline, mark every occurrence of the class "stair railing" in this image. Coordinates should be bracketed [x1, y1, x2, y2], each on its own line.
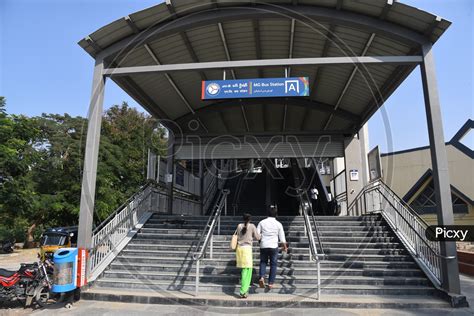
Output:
[299, 190, 325, 300]
[202, 164, 218, 213]
[88, 183, 169, 281]
[192, 189, 230, 296]
[347, 180, 455, 288]
[304, 190, 325, 256]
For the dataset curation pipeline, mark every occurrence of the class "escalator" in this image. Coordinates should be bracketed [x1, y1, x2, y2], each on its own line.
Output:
[223, 169, 266, 216]
[289, 158, 337, 215]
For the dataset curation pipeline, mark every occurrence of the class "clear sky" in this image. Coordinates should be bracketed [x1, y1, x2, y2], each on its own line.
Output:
[1, 0, 472, 153]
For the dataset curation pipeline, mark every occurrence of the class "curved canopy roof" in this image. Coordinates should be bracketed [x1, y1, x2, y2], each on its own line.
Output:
[79, 0, 450, 137]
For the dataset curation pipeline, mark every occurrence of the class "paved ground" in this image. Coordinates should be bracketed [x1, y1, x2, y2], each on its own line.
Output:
[0, 274, 470, 316]
[1, 251, 474, 315]
[0, 248, 39, 270]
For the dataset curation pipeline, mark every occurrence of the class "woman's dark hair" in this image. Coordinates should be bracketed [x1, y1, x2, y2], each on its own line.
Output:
[241, 213, 251, 235]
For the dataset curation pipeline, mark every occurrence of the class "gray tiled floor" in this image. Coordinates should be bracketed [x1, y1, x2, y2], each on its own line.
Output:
[1, 274, 472, 316]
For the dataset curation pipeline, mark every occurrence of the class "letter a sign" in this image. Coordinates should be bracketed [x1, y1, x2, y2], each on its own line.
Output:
[285, 80, 300, 93]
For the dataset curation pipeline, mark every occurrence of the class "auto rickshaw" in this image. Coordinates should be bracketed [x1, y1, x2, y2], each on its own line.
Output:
[39, 227, 78, 261]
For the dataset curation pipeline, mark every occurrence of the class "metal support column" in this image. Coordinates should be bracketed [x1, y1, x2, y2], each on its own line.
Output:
[199, 159, 204, 215]
[359, 123, 369, 187]
[420, 43, 461, 294]
[166, 132, 175, 214]
[78, 59, 106, 255]
[265, 160, 272, 208]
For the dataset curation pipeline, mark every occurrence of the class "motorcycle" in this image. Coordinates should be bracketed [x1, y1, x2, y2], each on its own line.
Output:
[0, 260, 52, 307]
[0, 239, 15, 253]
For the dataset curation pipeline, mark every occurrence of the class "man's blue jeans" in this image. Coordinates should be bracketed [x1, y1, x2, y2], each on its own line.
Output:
[259, 248, 279, 284]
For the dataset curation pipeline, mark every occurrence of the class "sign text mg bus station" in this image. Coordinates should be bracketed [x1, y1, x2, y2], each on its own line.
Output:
[201, 77, 309, 100]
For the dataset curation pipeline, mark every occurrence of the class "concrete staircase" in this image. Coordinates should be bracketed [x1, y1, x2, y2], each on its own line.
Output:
[82, 213, 450, 308]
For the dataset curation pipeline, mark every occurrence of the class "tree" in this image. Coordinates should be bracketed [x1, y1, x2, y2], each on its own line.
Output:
[0, 97, 42, 244]
[94, 103, 166, 221]
[0, 99, 167, 245]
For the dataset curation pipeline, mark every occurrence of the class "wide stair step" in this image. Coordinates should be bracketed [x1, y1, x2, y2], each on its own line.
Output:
[83, 213, 447, 308]
[83, 287, 450, 309]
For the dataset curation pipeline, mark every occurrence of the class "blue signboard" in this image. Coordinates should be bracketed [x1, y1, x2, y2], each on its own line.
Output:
[201, 77, 309, 100]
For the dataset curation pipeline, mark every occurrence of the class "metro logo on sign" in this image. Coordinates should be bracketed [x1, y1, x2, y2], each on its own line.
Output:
[201, 77, 309, 100]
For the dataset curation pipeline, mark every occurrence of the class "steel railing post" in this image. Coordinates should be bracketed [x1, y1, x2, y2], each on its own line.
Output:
[317, 260, 321, 300]
[210, 234, 214, 259]
[195, 259, 200, 296]
[224, 194, 227, 216]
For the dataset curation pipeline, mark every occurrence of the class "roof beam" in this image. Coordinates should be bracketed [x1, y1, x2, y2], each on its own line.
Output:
[323, 0, 393, 130]
[144, 45, 194, 114]
[218, 22, 236, 80]
[113, 77, 170, 120]
[175, 98, 360, 125]
[358, 49, 419, 127]
[218, 112, 229, 132]
[323, 33, 376, 130]
[179, 32, 207, 81]
[143, 44, 209, 133]
[103, 56, 422, 76]
[241, 105, 250, 132]
[287, 19, 296, 77]
[251, 1, 263, 78]
[283, 19, 296, 132]
[217, 22, 248, 132]
[112, 77, 183, 135]
[302, 22, 337, 130]
[282, 104, 288, 131]
[124, 13, 208, 132]
[96, 5, 431, 61]
[164, 1, 207, 81]
[309, 25, 336, 99]
[357, 13, 440, 128]
[175, 129, 352, 138]
[301, 0, 344, 130]
[108, 60, 179, 133]
[252, 19, 264, 78]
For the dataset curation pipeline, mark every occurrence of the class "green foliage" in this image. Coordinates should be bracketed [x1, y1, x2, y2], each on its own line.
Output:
[0, 98, 167, 243]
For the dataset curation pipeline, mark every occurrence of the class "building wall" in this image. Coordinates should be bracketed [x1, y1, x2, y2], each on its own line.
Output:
[381, 144, 474, 225]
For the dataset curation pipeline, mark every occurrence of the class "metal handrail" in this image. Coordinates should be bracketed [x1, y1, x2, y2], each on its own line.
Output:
[349, 180, 432, 241]
[93, 183, 152, 233]
[334, 191, 347, 200]
[299, 191, 324, 299]
[232, 170, 247, 205]
[192, 189, 229, 296]
[202, 172, 218, 213]
[377, 180, 432, 227]
[88, 184, 159, 281]
[347, 180, 449, 287]
[376, 185, 455, 259]
[347, 183, 370, 215]
[303, 190, 325, 256]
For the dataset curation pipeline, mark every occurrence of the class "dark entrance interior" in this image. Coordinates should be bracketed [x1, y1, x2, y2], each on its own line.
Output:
[223, 158, 335, 217]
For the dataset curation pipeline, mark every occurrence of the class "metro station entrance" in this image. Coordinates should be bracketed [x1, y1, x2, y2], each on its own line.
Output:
[75, 0, 466, 308]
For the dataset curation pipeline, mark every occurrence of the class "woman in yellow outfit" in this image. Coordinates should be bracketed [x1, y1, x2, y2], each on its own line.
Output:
[235, 213, 261, 298]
